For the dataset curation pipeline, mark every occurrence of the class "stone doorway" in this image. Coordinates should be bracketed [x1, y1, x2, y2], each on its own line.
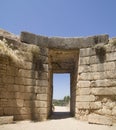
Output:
[49, 49, 79, 117]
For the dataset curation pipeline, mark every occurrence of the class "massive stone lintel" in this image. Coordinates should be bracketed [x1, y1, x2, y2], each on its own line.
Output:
[20, 31, 109, 49]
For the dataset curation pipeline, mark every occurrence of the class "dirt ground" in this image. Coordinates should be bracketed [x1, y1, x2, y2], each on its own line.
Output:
[0, 106, 116, 130]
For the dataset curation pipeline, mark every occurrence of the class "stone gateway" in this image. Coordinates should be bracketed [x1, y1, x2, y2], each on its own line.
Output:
[0, 29, 116, 125]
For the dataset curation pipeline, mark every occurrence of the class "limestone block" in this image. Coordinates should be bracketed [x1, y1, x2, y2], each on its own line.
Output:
[80, 48, 95, 57]
[18, 69, 32, 78]
[76, 95, 96, 102]
[24, 86, 33, 92]
[36, 80, 48, 86]
[36, 87, 47, 94]
[77, 81, 91, 88]
[79, 57, 90, 65]
[15, 92, 24, 99]
[39, 56, 48, 63]
[37, 94, 48, 101]
[78, 65, 91, 73]
[76, 102, 90, 109]
[24, 78, 36, 86]
[23, 93, 33, 100]
[105, 70, 116, 79]
[91, 64, 104, 72]
[20, 107, 31, 114]
[90, 56, 100, 64]
[39, 108, 47, 114]
[79, 72, 102, 80]
[22, 62, 33, 70]
[3, 76, 14, 84]
[90, 102, 102, 109]
[0, 108, 3, 116]
[104, 62, 116, 71]
[101, 106, 112, 115]
[13, 85, 19, 92]
[0, 116, 14, 125]
[106, 52, 116, 61]
[4, 108, 14, 115]
[88, 113, 112, 126]
[24, 100, 31, 107]
[6, 66, 18, 76]
[76, 88, 91, 95]
[16, 99, 24, 107]
[91, 79, 110, 87]
[36, 72, 48, 80]
[35, 101, 47, 107]
[43, 64, 48, 72]
[112, 106, 116, 116]
[91, 87, 116, 95]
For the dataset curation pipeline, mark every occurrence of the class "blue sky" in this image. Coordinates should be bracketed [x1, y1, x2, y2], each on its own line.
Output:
[0, 0, 116, 99]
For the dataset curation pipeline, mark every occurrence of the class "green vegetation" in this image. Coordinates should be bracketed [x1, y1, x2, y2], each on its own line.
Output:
[53, 95, 70, 106]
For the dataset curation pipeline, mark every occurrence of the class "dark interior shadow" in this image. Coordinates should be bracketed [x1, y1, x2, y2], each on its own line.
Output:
[50, 112, 71, 120]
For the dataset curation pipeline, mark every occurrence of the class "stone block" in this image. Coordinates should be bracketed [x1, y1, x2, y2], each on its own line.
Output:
[19, 107, 31, 115]
[76, 95, 96, 102]
[91, 87, 116, 95]
[105, 70, 116, 79]
[16, 99, 24, 107]
[88, 113, 112, 126]
[37, 94, 48, 101]
[106, 52, 116, 62]
[78, 65, 91, 73]
[80, 48, 95, 57]
[2, 76, 14, 84]
[76, 88, 91, 95]
[76, 102, 90, 109]
[112, 106, 116, 116]
[35, 101, 47, 107]
[18, 69, 32, 78]
[104, 62, 116, 71]
[77, 81, 91, 88]
[36, 87, 47, 94]
[0, 116, 14, 125]
[0, 108, 3, 116]
[36, 80, 48, 86]
[90, 79, 110, 87]
[4, 108, 14, 115]
[79, 57, 90, 65]
[36, 72, 48, 80]
[24, 86, 33, 92]
[90, 102, 102, 109]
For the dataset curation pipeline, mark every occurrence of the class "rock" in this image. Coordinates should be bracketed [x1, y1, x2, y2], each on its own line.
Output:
[88, 113, 112, 126]
[0, 116, 14, 125]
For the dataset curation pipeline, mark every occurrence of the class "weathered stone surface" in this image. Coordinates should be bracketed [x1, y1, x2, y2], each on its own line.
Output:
[77, 81, 91, 88]
[88, 113, 112, 126]
[37, 94, 48, 101]
[80, 48, 96, 57]
[76, 88, 91, 95]
[78, 65, 91, 73]
[76, 95, 96, 102]
[112, 106, 116, 116]
[36, 80, 48, 86]
[76, 102, 90, 109]
[0, 116, 14, 125]
[106, 52, 116, 61]
[21, 32, 109, 49]
[90, 102, 102, 109]
[91, 87, 116, 95]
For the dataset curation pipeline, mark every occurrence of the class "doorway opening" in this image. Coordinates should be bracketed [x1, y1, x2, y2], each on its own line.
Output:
[51, 73, 70, 119]
[49, 49, 79, 119]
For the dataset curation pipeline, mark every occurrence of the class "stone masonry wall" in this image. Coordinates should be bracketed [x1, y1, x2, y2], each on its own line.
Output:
[76, 42, 116, 125]
[0, 37, 49, 121]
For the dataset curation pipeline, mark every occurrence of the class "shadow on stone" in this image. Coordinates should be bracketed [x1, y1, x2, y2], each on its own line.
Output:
[50, 112, 71, 120]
